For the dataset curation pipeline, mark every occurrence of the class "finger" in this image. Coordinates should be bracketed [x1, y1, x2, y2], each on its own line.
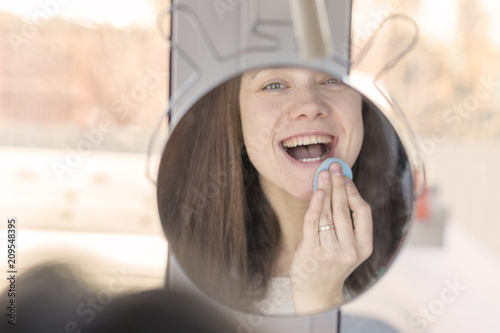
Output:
[302, 189, 324, 248]
[345, 177, 373, 255]
[330, 163, 355, 246]
[317, 170, 333, 226]
[316, 170, 337, 246]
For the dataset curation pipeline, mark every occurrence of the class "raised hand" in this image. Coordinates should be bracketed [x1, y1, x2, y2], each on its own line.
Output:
[290, 162, 373, 315]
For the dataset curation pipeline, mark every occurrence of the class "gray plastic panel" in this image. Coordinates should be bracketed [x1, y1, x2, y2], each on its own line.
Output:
[169, 0, 352, 132]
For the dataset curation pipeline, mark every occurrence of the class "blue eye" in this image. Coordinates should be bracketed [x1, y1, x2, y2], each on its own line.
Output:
[264, 82, 286, 90]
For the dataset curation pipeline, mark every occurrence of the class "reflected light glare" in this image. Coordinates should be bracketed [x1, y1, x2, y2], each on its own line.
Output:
[417, 0, 458, 45]
[481, 0, 500, 49]
[18, 230, 167, 268]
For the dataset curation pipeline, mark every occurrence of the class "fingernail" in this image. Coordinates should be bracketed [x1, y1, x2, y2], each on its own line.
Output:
[345, 176, 353, 185]
[331, 163, 342, 176]
[321, 171, 330, 182]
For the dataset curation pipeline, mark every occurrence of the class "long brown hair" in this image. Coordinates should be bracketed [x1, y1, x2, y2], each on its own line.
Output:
[157, 75, 413, 310]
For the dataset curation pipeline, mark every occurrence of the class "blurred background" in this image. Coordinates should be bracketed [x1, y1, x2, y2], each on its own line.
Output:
[0, 0, 499, 332]
[0, 0, 170, 307]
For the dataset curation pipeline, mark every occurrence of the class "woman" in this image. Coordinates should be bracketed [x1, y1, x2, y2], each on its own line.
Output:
[157, 66, 412, 316]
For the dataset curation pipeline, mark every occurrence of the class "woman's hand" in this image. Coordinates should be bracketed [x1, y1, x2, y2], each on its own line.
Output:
[290, 162, 373, 315]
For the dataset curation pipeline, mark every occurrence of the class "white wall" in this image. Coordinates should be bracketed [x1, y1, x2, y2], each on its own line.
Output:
[421, 137, 500, 258]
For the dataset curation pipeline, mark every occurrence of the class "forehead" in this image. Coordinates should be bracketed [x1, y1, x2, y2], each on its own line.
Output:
[244, 67, 335, 81]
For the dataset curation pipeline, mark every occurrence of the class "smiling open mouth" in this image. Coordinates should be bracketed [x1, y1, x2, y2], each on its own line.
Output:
[281, 135, 334, 163]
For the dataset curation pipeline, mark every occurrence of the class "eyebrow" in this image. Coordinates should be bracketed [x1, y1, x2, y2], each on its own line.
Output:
[250, 67, 283, 79]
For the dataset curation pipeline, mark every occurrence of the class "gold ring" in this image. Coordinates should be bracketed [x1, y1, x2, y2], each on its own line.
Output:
[319, 224, 334, 232]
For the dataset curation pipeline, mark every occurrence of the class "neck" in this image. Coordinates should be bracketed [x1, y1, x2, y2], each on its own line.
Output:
[259, 175, 310, 272]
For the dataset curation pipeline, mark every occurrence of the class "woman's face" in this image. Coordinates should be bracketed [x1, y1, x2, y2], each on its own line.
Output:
[239, 67, 364, 200]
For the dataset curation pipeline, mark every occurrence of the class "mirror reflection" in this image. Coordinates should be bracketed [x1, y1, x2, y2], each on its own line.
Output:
[157, 66, 414, 316]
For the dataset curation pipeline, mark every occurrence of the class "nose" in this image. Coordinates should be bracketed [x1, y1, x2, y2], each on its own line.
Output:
[288, 85, 330, 120]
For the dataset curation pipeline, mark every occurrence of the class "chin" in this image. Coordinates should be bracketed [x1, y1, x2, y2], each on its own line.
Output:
[286, 184, 315, 202]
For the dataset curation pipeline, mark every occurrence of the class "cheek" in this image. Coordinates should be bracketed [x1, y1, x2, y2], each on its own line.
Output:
[349, 103, 363, 138]
[350, 106, 364, 161]
[240, 102, 274, 161]
[339, 94, 363, 164]
[353, 119, 364, 153]
[244, 127, 273, 160]
[241, 101, 281, 145]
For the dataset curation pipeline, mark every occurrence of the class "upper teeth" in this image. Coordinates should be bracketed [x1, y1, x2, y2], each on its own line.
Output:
[282, 135, 332, 148]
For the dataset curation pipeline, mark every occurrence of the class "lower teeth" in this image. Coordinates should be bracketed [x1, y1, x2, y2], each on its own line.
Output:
[298, 153, 328, 163]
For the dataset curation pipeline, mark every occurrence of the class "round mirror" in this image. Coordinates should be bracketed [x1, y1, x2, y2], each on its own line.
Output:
[156, 66, 414, 317]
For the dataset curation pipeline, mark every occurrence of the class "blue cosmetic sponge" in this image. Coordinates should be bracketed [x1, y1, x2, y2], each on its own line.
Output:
[314, 158, 353, 191]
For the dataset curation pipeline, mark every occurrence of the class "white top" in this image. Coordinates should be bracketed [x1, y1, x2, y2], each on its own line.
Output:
[253, 276, 353, 316]
[253, 277, 296, 316]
